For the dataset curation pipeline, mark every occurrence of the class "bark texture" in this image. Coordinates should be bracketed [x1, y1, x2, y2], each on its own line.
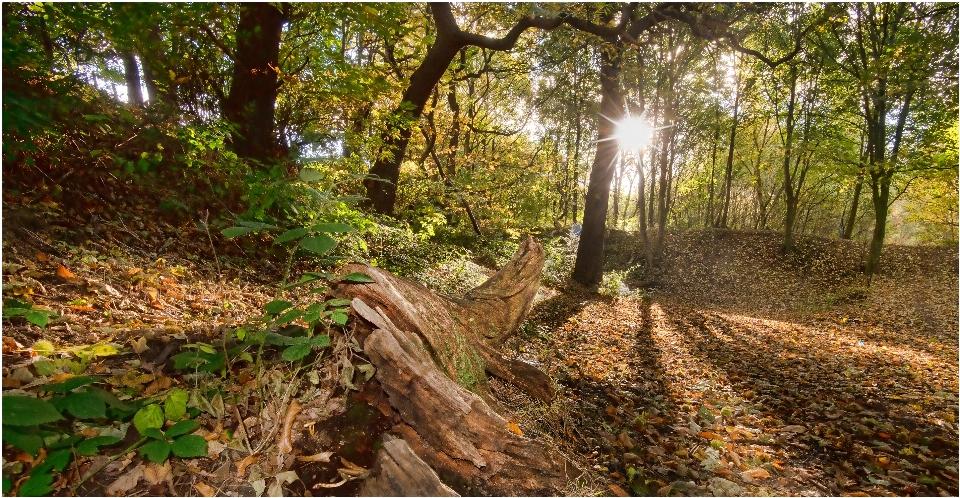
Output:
[222, 2, 286, 163]
[335, 236, 579, 495]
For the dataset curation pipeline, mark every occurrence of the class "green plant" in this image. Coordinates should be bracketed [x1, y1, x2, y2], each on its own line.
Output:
[2, 298, 58, 328]
[1, 376, 205, 496]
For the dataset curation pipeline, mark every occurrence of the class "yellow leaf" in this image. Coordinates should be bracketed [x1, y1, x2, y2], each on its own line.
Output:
[507, 422, 523, 436]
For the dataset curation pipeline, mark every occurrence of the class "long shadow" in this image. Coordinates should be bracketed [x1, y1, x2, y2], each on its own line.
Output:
[518, 291, 686, 491]
[660, 301, 958, 495]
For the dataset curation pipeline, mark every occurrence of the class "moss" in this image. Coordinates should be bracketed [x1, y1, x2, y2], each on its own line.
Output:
[441, 333, 486, 393]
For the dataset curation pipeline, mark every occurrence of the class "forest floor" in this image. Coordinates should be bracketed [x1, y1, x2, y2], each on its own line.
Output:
[2, 193, 957, 497]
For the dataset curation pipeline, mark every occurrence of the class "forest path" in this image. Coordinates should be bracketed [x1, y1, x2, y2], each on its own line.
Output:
[500, 286, 958, 496]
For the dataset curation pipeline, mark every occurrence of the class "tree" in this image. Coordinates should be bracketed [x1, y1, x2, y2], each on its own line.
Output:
[819, 2, 958, 274]
[221, 3, 288, 164]
[362, 3, 569, 215]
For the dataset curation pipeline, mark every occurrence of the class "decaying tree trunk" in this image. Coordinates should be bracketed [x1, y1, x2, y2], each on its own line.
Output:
[334, 236, 580, 496]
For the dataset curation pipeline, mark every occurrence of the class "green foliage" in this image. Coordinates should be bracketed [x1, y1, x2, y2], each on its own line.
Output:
[2, 299, 58, 328]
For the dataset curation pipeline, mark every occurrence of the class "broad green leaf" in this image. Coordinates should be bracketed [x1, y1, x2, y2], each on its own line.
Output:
[273, 227, 309, 244]
[133, 404, 164, 435]
[86, 386, 132, 411]
[18, 470, 53, 496]
[142, 428, 166, 440]
[326, 298, 352, 307]
[282, 274, 320, 290]
[171, 434, 208, 458]
[165, 419, 200, 438]
[3, 476, 11, 495]
[264, 300, 293, 315]
[24, 310, 52, 328]
[40, 375, 101, 393]
[236, 220, 280, 230]
[275, 309, 303, 325]
[75, 436, 123, 456]
[2, 425, 44, 456]
[340, 272, 375, 283]
[60, 391, 106, 419]
[140, 440, 172, 463]
[282, 344, 313, 362]
[164, 388, 189, 421]
[331, 311, 349, 326]
[221, 226, 256, 238]
[2, 395, 64, 426]
[299, 234, 337, 255]
[312, 222, 355, 233]
[33, 360, 55, 376]
[48, 434, 83, 450]
[310, 335, 331, 347]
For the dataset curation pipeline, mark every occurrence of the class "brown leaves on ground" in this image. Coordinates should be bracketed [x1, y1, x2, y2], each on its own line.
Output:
[500, 230, 958, 496]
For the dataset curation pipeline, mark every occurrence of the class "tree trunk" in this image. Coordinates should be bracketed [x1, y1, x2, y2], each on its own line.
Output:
[842, 176, 863, 239]
[223, 2, 286, 164]
[717, 67, 741, 229]
[121, 52, 143, 107]
[334, 237, 580, 495]
[572, 47, 622, 287]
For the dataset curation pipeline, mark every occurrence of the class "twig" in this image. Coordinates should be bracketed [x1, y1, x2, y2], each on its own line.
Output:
[202, 210, 222, 279]
[74, 437, 148, 490]
[233, 404, 254, 455]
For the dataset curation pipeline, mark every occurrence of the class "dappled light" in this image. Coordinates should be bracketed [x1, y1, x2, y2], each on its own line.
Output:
[3, 1, 956, 496]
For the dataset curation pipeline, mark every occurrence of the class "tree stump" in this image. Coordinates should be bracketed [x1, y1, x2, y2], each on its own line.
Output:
[333, 236, 580, 495]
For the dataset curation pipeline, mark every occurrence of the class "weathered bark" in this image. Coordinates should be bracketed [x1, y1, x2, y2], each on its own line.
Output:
[360, 434, 458, 496]
[335, 236, 579, 495]
[222, 2, 286, 164]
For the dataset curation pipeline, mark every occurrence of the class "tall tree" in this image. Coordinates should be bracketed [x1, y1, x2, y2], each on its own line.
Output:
[222, 3, 287, 163]
[362, 3, 568, 215]
[820, 3, 958, 273]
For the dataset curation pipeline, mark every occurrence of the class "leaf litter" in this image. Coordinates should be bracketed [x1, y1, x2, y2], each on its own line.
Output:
[3, 199, 957, 496]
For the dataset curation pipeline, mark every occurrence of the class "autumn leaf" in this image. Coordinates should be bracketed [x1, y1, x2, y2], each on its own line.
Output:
[507, 422, 523, 436]
[57, 265, 76, 279]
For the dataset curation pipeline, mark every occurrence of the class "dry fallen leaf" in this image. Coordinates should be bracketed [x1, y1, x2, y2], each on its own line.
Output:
[297, 451, 333, 463]
[235, 454, 259, 477]
[507, 422, 523, 436]
[143, 375, 173, 396]
[742, 467, 771, 481]
[57, 264, 76, 279]
[609, 484, 630, 497]
[106, 463, 143, 495]
[142, 461, 171, 485]
[130, 337, 149, 354]
[194, 482, 216, 497]
[278, 399, 302, 454]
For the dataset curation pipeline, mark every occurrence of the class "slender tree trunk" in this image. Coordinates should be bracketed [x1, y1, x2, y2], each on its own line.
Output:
[717, 74, 741, 228]
[707, 107, 720, 227]
[572, 48, 622, 287]
[781, 65, 800, 252]
[121, 52, 144, 107]
[636, 154, 654, 268]
[612, 154, 622, 228]
[842, 176, 863, 239]
[223, 2, 286, 164]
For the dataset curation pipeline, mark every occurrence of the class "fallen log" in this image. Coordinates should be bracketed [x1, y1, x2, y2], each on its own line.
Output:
[334, 236, 579, 495]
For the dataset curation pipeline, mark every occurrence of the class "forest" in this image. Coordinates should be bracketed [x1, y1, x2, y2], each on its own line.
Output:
[1, 2, 958, 497]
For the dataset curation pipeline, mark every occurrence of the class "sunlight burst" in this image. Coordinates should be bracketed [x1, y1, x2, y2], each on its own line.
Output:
[614, 116, 655, 152]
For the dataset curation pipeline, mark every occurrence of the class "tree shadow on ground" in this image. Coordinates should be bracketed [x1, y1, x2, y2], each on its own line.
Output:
[652, 298, 958, 495]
